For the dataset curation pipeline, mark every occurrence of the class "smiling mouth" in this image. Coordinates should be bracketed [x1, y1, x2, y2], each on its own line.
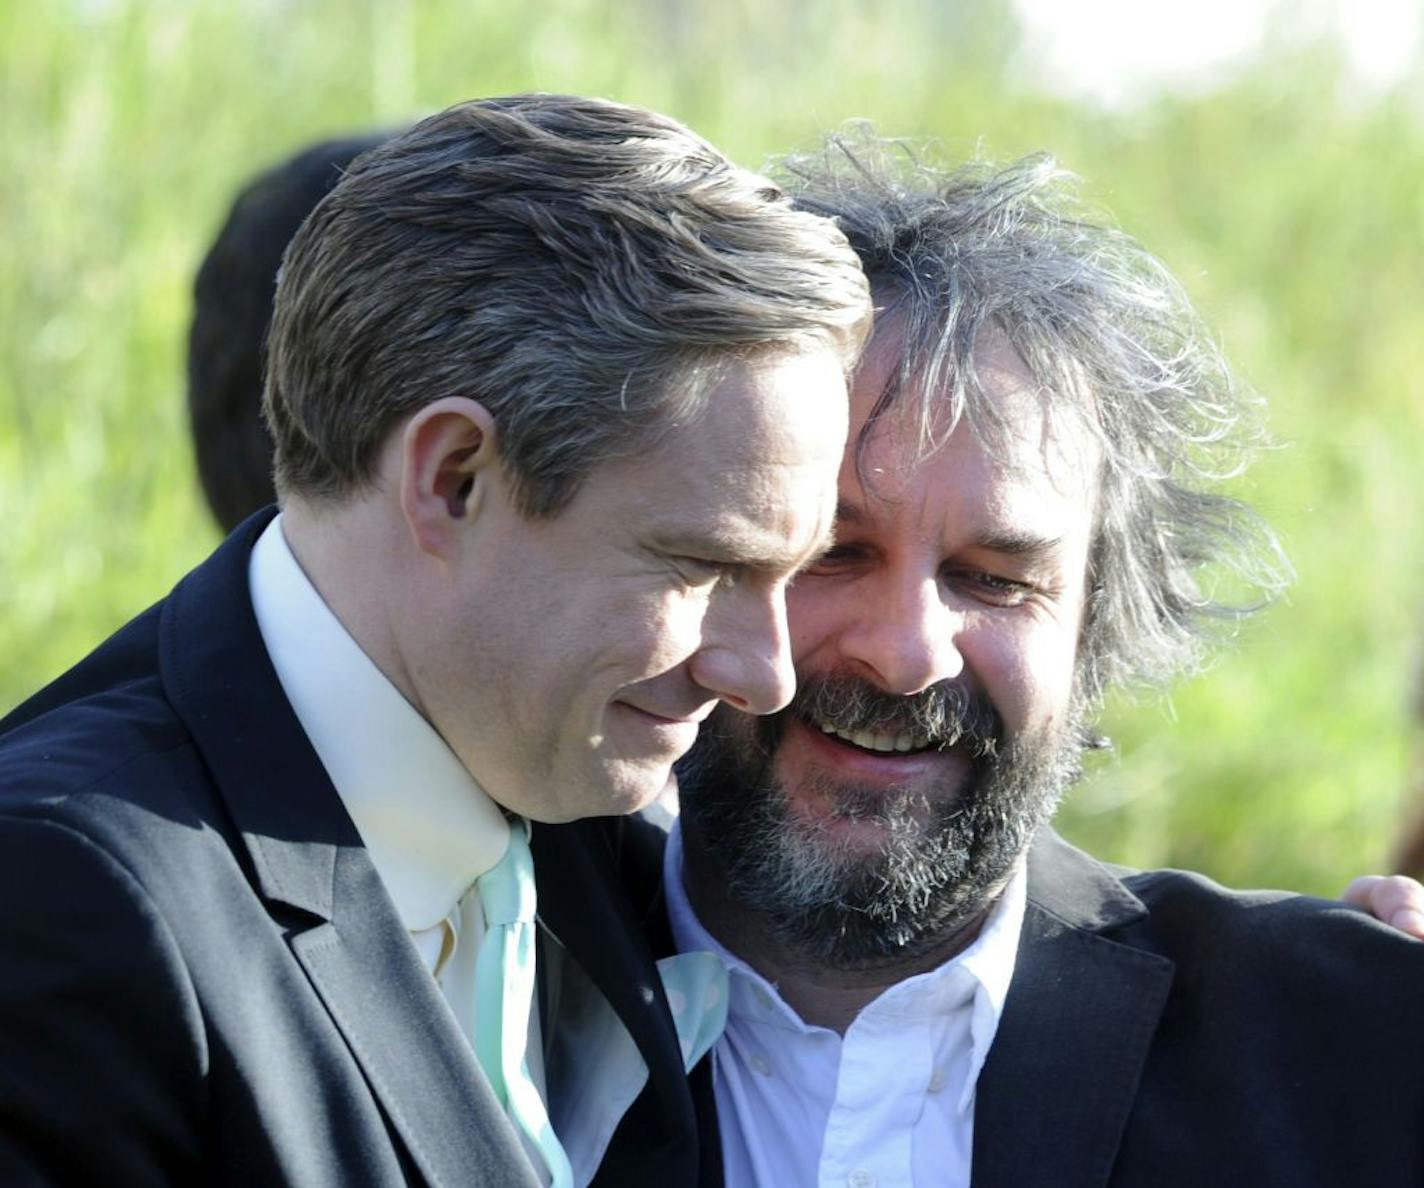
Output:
[622, 703, 707, 728]
[809, 716, 936, 755]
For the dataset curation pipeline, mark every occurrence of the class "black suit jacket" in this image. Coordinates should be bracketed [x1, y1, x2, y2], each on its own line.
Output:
[642, 824, 1424, 1187]
[973, 829, 1424, 1186]
[0, 511, 709, 1186]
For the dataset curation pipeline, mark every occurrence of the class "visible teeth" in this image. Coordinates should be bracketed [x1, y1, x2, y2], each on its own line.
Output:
[816, 720, 931, 753]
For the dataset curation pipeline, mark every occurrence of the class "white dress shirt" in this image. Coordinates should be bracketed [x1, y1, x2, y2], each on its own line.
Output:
[248, 515, 554, 1176]
[664, 821, 1027, 1188]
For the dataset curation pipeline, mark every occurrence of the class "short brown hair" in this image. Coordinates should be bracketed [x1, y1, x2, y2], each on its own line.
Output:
[189, 132, 390, 531]
[264, 94, 871, 515]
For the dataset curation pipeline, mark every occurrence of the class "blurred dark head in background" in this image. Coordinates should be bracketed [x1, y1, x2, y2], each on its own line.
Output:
[187, 132, 390, 532]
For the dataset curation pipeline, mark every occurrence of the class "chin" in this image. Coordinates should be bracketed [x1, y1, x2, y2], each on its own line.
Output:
[582, 763, 673, 820]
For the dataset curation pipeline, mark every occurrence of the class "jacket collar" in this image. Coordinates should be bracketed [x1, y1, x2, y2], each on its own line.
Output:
[160, 508, 345, 918]
[971, 829, 1174, 1188]
[1020, 826, 1151, 932]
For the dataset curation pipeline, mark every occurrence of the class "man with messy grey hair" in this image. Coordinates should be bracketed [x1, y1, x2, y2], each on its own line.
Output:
[0, 94, 870, 1187]
[661, 138, 1424, 1186]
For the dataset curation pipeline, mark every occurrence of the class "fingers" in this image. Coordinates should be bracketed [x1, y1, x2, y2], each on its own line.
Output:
[1340, 874, 1424, 939]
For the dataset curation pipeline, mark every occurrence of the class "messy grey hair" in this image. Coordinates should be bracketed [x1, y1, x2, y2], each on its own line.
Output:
[782, 133, 1288, 703]
[265, 94, 872, 514]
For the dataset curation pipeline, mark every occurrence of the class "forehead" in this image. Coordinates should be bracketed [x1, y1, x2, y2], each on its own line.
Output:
[607, 350, 848, 551]
[846, 330, 1100, 538]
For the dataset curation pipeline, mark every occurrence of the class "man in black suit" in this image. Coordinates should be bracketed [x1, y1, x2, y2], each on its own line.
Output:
[666, 139, 1424, 1186]
[0, 94, 871, 1185]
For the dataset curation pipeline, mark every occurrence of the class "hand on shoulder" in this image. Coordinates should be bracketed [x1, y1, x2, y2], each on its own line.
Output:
[1342, 874, 1424, 938]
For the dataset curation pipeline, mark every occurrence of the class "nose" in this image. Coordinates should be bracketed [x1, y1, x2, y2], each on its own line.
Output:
[687, 583, 798, 716]
[839, 575, 964, 694]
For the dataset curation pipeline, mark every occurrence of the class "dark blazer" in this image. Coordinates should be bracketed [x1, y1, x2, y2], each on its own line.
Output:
[640, 825, 1424, 1187]
[973, 829, 1424, 1187]
[532, 814, 722, 1188]
[0, 511, 706, 1187]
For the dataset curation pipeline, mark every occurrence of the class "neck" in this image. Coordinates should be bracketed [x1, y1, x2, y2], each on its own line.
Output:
[280, 497, 423, 713]
[681, 832, 994, 1035]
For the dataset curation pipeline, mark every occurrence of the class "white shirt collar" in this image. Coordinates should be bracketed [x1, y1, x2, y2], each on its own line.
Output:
[248, 514, 510, 930]
[663, 817, 1026, 1111]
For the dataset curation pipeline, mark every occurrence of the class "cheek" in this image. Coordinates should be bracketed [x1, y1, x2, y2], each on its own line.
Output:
[975, 622, 1078, 731]
[621, 587, 717, 674]
[786, 579, 843, 665]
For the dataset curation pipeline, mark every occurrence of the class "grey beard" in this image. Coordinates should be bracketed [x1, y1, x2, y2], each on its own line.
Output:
[677, 676, 1085, 970]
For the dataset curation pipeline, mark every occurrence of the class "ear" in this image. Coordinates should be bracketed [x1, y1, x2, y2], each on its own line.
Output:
[398, 397, 500, 558]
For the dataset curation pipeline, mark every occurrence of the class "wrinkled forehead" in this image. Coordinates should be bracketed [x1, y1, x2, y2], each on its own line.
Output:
[846, 326, 1102, 512]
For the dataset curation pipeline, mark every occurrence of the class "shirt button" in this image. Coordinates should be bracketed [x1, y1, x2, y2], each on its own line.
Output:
[928, 1067, 946, 1093]
[749, 1053, 772, 1076]
[848, 1170, 875, 1188]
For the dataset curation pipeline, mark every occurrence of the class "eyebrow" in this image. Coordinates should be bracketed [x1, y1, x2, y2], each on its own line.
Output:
[972, 529, 1066, 562]
[655, 523, 834, 573]
[835, 500, 1063, 561]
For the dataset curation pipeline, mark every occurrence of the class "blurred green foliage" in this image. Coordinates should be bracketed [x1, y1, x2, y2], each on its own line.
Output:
[2, 0, 1421, 893]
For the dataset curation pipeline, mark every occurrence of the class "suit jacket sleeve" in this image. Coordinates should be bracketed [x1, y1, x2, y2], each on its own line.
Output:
[0, 811, 206, 1186]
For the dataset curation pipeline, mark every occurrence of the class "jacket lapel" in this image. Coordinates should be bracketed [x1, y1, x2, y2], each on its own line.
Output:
[531, 815, 706, 1185]
[971, 830, 1174, 1188]
[159, 512, 539, 1188]
[287, 846, 539, 1188]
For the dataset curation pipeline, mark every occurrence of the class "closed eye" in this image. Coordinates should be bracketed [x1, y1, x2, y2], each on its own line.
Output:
[672, 556, 739, 590]
[947, 568, 1036, 606]
[800, 542, 871, 576]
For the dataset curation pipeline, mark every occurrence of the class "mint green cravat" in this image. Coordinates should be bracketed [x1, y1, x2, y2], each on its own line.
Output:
[657, 951, 728, 1071]
[474, 824, 573, 1188]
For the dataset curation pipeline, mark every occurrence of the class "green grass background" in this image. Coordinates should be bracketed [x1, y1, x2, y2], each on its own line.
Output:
[3, 0, 1422, 893]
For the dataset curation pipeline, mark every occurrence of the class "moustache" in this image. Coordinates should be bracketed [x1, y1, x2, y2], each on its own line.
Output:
[788, 674, 1004, 758]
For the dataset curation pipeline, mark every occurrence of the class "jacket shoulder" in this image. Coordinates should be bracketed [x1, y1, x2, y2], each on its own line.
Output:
[0, 601, 194, 810]
[1120, 863, 1424, 988]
